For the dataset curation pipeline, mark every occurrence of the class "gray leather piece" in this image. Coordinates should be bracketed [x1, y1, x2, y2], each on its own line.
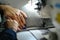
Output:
[25, 13, 53, 28]
[25, 13, 43, 27]
[26, 17, 43, 27]
[22, 7, 53, 28]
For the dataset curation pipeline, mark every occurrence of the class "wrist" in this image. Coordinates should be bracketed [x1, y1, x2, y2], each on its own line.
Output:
[6, 28, 17, 32]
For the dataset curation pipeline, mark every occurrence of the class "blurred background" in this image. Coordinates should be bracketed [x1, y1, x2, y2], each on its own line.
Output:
[0, 0, 60, 40]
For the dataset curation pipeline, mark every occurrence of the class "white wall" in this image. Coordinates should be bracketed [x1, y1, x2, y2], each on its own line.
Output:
[0, 0, 29, 9]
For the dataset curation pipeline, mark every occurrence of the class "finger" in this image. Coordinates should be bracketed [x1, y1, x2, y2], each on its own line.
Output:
[16, 15, 23, 29]
[19, 21, 25, 29]
[17, 27, 21, 31]
[18, 12, 26, 28]
[19, 15, 26, 29]
[19, 13, 26, 25]
[13, 20, 19, 26]
[20, 10, 27, 18]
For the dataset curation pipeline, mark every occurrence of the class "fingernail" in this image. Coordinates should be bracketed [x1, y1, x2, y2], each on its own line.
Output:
[23, 26, 26, 29]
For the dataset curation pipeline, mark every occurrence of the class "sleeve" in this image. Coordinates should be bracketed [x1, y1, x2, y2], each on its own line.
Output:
[0, 29, 17, 40]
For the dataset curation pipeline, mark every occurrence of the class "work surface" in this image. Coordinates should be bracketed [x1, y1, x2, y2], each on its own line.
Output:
[17, 30, 49, 40]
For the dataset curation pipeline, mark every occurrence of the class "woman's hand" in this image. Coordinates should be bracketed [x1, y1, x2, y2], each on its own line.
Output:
[6, 19, 19, 32]
[0, 5, 27, 32]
